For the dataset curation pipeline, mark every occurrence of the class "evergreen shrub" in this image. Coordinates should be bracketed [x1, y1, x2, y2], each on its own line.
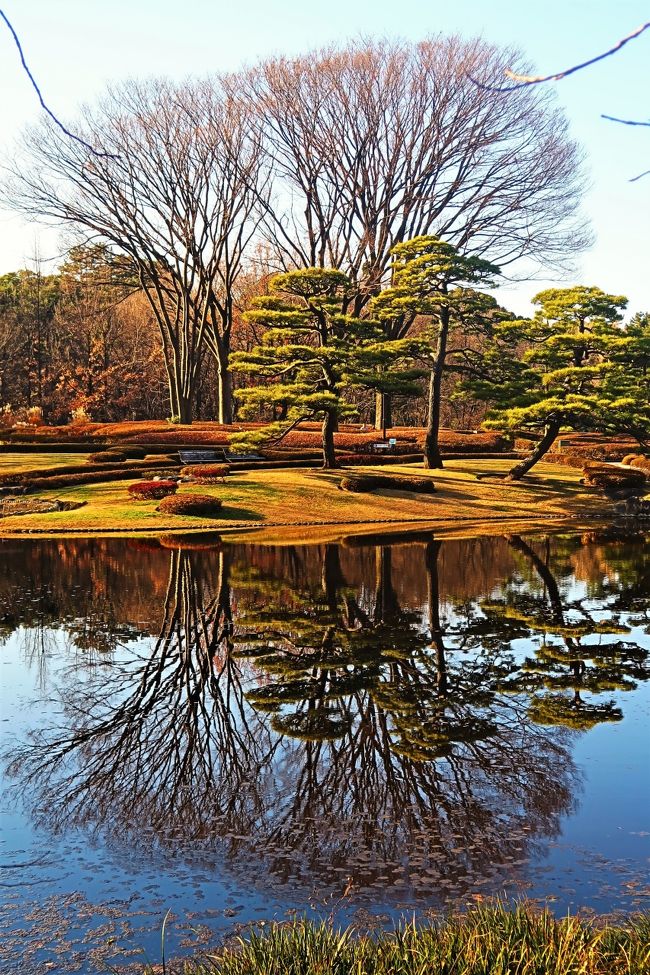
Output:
[340, 474, 435, 493]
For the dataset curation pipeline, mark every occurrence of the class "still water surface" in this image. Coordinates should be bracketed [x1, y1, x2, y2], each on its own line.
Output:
[1, 530, 649, 972]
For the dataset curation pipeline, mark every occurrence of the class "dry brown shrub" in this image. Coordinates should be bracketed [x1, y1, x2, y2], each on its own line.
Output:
[88, 450, 127, 463]
[127, 480, 178, 501]
[157, 493, 223, 516]
[180, 463, 230, 481]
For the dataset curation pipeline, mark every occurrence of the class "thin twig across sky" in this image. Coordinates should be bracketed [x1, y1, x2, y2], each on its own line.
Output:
[468, 21, 650, 96]
[468, 21, 650, 181]
[1, 7, 117, 158]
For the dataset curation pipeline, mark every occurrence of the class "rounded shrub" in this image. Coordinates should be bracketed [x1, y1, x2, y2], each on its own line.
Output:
[340, 473, 435, 494]
[621, 453, 641, 466]
[118, 445, 148, 460]
[128, 479, 178, 501]
[629, 455, 650, 473]
[180, 463, 230, 482]
[582, 463, 646, 493]
[88, 450, 127, 464]
[157, 493, 223, 517]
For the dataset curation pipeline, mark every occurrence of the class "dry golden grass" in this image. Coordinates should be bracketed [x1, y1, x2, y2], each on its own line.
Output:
[0, 452, 89, 474]
[0, 458, 612, 540]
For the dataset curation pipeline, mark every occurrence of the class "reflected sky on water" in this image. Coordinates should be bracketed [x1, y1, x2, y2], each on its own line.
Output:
[1, 530, 649, 972]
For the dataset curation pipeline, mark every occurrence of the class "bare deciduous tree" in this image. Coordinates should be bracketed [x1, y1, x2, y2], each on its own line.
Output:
[3, 78, 264, 423]
[241, 37, 590, 428]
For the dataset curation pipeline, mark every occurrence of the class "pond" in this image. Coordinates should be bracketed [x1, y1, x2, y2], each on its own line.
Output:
[1, 529, 649, 972]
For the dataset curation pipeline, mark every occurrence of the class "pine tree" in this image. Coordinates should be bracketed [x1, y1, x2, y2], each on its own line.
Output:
[598, 312, 650, 446]
[371, 237, 501, 468]
[231, 269, 422, 468]
[463, 286, 629, 479]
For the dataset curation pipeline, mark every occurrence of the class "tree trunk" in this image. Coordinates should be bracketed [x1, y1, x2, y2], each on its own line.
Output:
[425, 540, 448, 697]
[322, 409, 338, 468]
[374, 391, 392, 437]
[166, 365, 194, 424]
[423, 311, 450, 470]
[322, 545, 343, 611]
[507, 419, 561, 480]
[217, 366, 233, 425]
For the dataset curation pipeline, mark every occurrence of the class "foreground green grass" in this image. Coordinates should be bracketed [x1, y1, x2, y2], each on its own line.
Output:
[179, 906, 650, 975]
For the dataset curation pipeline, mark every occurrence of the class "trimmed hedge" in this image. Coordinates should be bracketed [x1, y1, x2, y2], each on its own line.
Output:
[180, 463, 231, 482]
[87, 450, 127, 463]
[157, 493, 223, 516]
[629, 455, 650, 473]
[260, 449, 324, 461]
[17, 468, 177, 492]
[341, 452, 421, 466]
[127, 480, 178, 501]
[340, 474, 436, 494]
[115, 444, 147, 459]
[0, 459, 179, 488]
[582, 463, 647, 492]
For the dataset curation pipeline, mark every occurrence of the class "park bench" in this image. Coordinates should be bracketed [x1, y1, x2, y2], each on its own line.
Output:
[371, 438, 398, 454]
[178, 448, 227, 465]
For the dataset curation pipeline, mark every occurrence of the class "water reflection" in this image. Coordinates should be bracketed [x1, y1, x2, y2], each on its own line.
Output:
[5, 530, 649, 915]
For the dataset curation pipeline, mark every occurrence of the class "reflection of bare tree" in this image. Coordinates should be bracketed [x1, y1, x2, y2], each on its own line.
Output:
[6, 537, 581, 904]
[7, 547, 276, 841]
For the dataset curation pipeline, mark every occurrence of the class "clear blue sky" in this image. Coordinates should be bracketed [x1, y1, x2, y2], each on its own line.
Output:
[0, 0, 648, 315]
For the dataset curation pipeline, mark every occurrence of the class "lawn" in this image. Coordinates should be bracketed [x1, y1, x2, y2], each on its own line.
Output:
[0, 458, 609, 541]
[0, 452, 89, 474]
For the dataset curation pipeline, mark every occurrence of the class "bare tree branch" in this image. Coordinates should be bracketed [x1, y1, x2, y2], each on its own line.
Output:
[469, 21, 650, 92]
[0, 8, 117, 159]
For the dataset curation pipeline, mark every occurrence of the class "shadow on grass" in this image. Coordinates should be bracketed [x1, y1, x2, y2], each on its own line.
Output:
[218, 506, 264, 522]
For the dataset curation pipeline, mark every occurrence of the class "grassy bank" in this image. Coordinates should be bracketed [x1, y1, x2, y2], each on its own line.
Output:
[0, 458, 614, 541]
[179, 906, 650, 974]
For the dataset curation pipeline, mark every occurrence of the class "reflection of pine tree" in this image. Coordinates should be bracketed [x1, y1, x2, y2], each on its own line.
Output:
[232, 539, 577, 891]
[482, 535, 650, 729]
[6, 538, 579, 900]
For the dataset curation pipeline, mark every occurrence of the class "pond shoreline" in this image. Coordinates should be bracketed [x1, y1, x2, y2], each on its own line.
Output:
[181, 907, 650, 975]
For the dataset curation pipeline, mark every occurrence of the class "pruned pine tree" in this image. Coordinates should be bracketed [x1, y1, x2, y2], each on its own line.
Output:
[463, 286, 629, 478]
[231, 269, 422, 468]
[599, 312, 650, 446]
[372, 237, 501, 469]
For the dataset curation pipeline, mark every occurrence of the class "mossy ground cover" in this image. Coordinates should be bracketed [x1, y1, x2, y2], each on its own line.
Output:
[178, 906, 650, 975]
[0, 457, 610, 539]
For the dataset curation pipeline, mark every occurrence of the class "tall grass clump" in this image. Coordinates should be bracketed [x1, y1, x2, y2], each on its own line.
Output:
[180, 904, 650, 975]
